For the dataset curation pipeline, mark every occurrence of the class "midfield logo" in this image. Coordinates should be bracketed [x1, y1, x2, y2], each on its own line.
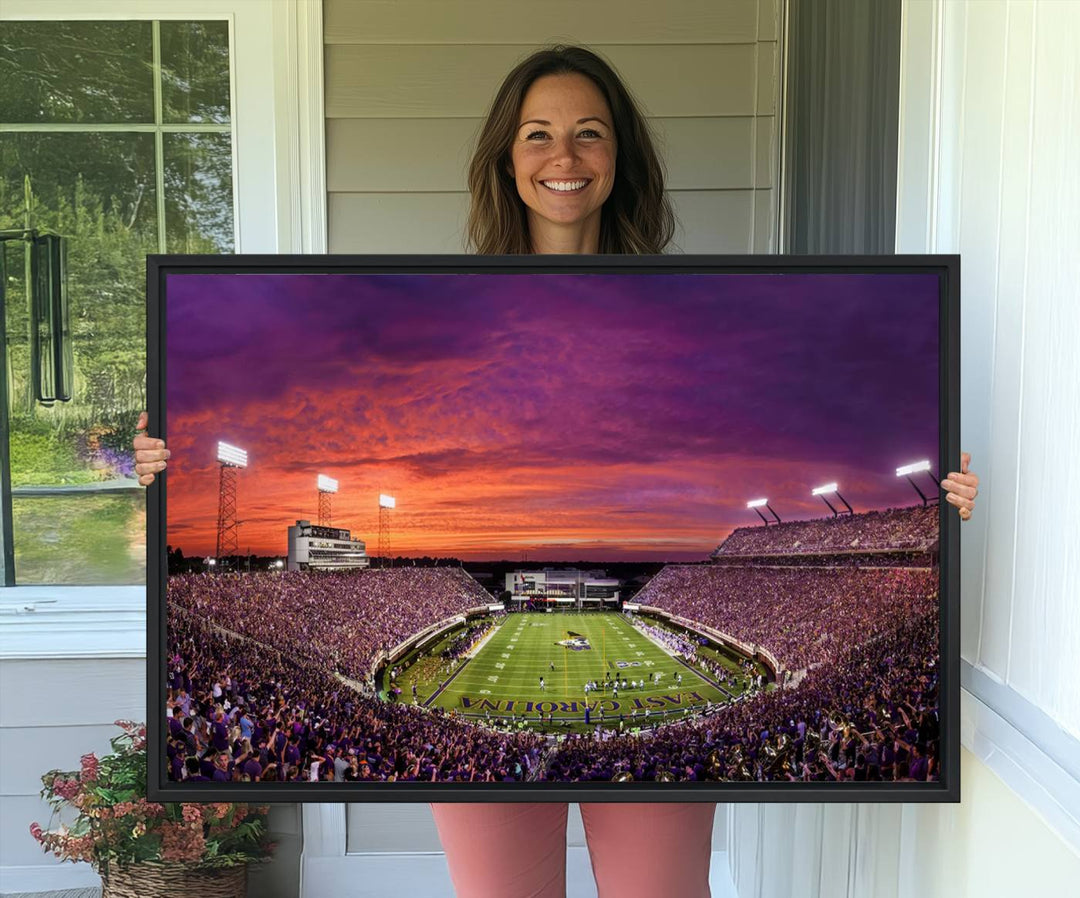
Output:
[556, 630, 592, 651]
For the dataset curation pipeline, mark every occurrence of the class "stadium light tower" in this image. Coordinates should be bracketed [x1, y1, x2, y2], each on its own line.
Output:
[811, 482, 853, 517]
[896, 459, 940, 506]
[378, 493, 395, 568]
[746, 497, 781, 526]
[215, 442, 247, 565]
[317, 474, 338, 526]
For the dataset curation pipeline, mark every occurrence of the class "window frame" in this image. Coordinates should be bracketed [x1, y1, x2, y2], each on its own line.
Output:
[0, 0, 325, 627]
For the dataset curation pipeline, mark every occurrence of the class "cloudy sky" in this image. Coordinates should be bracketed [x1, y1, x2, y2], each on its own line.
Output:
[165, 271, 939, 561]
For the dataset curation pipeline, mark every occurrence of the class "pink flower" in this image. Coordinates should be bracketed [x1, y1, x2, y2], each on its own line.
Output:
[181, 805, 203, 824]
[80, 753, 100, 782]
[52, 778, 80, 801]
[160, 821, 206, 863]
[29, 822, 43, 843]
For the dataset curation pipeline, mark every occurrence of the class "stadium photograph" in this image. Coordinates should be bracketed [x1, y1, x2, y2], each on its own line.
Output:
[157, 266, 945, 792]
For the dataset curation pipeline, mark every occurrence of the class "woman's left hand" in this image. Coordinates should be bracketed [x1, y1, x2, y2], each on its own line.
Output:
[942, 452, 979, 521]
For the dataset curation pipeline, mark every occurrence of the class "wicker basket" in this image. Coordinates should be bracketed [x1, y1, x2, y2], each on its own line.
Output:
[101, 862, 247, 898]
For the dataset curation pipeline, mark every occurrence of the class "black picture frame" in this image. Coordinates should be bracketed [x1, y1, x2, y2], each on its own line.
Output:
[146, 253, 960, 804]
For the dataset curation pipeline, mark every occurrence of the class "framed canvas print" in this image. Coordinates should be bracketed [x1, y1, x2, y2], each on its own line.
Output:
[147, 254, 960, 803]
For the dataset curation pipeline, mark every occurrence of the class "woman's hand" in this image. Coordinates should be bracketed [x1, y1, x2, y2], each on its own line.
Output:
[942, 452, 979, 521]
[133, 410, 169, 486]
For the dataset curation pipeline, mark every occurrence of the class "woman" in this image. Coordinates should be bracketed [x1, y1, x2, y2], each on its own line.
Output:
[135, 44, 980, 898]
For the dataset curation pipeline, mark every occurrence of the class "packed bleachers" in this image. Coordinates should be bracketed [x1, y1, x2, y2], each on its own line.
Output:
[633, 564, 937, 672]
[714, 505, 938, 557]
[168, 568, 492, 682]
[165, 507, 942, 785]
[545, 609, 939, 783]
[166, 607, 545, 784]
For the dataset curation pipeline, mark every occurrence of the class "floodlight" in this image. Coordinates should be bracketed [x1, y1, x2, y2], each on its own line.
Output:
[896, 460, 931, 477]
[812, 481, 853, 516]
[317, 475, 339, 493]
[746, 496, 780, 526]
[206, 557, 217, 566]
[379, 494, 396, 509]
[897, 459, 940, 505]
[217, 442, 248, 467]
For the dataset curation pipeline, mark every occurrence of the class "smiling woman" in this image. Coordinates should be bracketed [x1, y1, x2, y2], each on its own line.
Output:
[466, 45, 674, 255]
[509, 73, 617, 252]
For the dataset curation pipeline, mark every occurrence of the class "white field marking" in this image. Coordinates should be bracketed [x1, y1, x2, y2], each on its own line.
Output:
[488, 675, 499, 683]
[636, 651, 645, 656]
[644, 660, 655, 666]
[495, 663, 505, 669]
[466, 624, 501, 658]
[479, 690, 491, 695]
[501, 653, 511, 658]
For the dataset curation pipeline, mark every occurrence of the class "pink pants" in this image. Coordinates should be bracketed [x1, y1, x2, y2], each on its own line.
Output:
[430, 802, 716, 898]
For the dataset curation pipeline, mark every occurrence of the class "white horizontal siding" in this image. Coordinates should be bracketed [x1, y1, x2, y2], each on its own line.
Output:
[324, 0, 761, 45]
[325, 44, 764, 119]
[0, 660, 145, 729]
[327, 117, 772, 192]
[328, 189, 760, 254]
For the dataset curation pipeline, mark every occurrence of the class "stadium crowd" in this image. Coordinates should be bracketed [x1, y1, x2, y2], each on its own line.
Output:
[544, 610, 939, 783]
[628, 618, 701, 658]
[635, 564, 937, 672]
[167, 608, 545, 784]
[714, 505, 938, 557]
[165, 509, 942, 786]
[168, 568, 492, 683]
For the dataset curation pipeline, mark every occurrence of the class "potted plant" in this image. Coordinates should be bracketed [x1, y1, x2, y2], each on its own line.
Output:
[30, 720, 274, 897]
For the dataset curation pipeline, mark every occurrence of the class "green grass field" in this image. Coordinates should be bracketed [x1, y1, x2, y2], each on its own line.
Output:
[394, 612, 753, 734]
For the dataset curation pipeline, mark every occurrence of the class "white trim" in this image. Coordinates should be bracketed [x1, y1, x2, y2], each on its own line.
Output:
[896, 0, 944, 254]
[961, 666, 1080, 854]
[776, 0, 791, 253]
[272, 0, 329, 254]
[0, 586, 145, 659]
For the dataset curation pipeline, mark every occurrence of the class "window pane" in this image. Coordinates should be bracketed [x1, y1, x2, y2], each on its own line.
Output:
[1, 131, 157, 452]
[2, 131, 156, 585]
[0, 22, 154, 124]
[12, 493, 146, 585]
[164, 133, 235, 252]
[160, 21, 232, 124]
[1, 20, 234, 587]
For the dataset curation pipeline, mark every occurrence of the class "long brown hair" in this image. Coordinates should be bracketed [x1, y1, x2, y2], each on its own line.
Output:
[466, 45, 675, 254]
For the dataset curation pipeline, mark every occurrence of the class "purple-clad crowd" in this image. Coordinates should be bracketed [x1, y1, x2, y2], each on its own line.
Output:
[168, 568, 492, 683]
[715, 505, 938, 557]
[165, 509, 942, 785]
[635, 564, 937, 672]
[167, 607, 545, 784]
[629, 619, 701, 659]
[544, 610, 939, 783]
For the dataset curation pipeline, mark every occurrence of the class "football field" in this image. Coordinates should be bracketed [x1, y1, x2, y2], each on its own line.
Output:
[410, 612, 736, 731]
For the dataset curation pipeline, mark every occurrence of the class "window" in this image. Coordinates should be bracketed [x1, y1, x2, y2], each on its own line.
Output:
[0, 19, 235, 584]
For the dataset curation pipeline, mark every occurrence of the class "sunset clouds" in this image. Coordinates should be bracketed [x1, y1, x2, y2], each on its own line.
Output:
[165, 271, 939, 560]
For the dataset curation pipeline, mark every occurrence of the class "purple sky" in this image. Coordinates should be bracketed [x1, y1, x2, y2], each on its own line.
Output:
[165, 271, 940, 560]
